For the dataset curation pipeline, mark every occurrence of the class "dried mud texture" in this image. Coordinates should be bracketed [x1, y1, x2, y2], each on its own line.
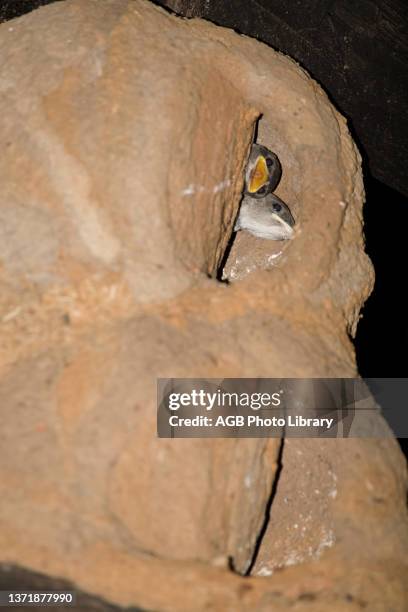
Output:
[0, 1, 406, 611]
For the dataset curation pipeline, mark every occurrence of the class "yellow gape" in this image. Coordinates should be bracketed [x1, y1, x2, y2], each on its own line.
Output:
[248, 155, 269, 193]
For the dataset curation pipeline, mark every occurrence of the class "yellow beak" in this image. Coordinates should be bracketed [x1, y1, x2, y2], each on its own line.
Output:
[247, 155, 269, 193]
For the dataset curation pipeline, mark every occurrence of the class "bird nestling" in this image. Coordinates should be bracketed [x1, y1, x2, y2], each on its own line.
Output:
[244, 143, 282, 197]
[235, 143, 295, 240]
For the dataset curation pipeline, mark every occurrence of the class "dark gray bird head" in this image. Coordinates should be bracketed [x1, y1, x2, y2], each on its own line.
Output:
[235, 192, 295, 240]
[244, 144, 282, 198]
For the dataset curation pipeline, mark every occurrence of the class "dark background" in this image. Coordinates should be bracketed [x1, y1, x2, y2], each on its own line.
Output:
[0, 2, 407, 398]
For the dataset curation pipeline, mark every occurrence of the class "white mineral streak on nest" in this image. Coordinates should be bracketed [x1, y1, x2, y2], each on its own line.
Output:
[256, 565, 274, 577]
[181, 179, 231, 196]
[181, 184, 197, 196]
[279, 527, 336, 570]
[313, 528, 336, 557]
[213, 179, 231, 193]
[254, 522, 336, 578]
[328, 468, 338, 499]
[224, 249, 284, 281]
[224, 257, 259, 281]
[283, 551, 304, 567]
[253, 517, 336, 577]
[267, 250, 283, 263]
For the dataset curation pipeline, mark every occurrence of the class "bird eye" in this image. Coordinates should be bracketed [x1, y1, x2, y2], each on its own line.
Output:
[272, 203, 282, 212]
[266, 157, 274, 168]
[257, 186, 267, 195]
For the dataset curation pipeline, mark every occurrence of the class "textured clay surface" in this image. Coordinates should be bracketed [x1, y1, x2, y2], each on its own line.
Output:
[0, 1, 406, 611]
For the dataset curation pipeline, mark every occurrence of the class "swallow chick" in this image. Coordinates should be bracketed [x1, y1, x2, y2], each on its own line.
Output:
[235, 192, 295, 240]
[235, 143, 295, 240]
[244, 143, 282, 198]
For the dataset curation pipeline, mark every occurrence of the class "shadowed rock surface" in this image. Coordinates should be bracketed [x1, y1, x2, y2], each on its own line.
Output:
[0, 564, 147, 611]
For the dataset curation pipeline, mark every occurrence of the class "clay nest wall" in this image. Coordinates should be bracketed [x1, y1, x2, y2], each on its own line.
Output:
[0, 1, 407, 611]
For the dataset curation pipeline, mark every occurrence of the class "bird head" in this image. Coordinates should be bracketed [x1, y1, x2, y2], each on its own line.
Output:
[244, 144, 282, 198]
[236, 192, 295, 241]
